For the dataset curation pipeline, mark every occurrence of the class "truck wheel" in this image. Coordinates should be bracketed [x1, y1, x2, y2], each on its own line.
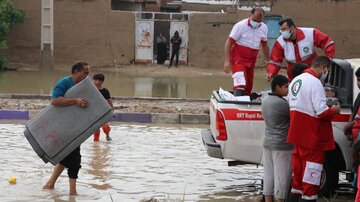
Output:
[319, 158, 339, 197]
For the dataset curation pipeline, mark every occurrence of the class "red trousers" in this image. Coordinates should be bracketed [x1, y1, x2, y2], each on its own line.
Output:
[232, 62, 255, 95]
[291, 146, 325, 200]
[93, 123, 111, 141]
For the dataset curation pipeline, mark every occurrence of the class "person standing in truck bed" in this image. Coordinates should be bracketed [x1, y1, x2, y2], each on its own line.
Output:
[223, 7, 270, 96]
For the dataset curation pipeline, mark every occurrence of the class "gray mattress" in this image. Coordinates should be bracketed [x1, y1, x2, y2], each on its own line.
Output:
[24, 77, 114, 165]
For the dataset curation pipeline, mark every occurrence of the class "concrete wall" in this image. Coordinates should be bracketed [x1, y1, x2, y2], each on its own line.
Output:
[7, 0, 135, 69]
[6, 0, 41, 68]
[53, 0, 135, 68]
[187, 12, 247, 68]
[5, 0, 360, 69]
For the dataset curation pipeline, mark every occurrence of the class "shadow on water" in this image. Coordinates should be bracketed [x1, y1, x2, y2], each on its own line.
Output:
[0, 70, 270, 99]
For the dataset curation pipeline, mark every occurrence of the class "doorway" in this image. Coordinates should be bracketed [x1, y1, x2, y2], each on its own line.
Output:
[264, 16, 282, 52]
[154, 21, 170, 64]
[135, 12, 189, 65]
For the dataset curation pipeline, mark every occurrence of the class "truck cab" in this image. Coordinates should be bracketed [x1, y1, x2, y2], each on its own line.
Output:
[202, 58, 360, 196]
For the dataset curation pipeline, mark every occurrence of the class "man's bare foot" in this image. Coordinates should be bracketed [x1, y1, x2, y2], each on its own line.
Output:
[69, 191, 78, 196]
[42, 183, 54, 189]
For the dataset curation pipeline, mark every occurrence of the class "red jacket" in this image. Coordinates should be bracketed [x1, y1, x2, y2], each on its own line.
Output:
[287, 69, 337, 151]
[267, 28, 335, 80]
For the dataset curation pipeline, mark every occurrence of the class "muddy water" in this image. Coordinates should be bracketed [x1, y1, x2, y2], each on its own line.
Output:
[0, 70, 269, 99]
[0, 123, 264, 202]
[0, 123, 355, 202]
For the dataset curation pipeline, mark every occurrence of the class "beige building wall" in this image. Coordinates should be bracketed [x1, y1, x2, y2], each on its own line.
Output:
[53, 0, 135, 68]
[5, 0, 360, 69]
[187, 12, 248, 69]
[7, 0, 135, 69]
[6, 0, 41, 68]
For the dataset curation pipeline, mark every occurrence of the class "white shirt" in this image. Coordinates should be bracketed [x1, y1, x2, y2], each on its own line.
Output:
[229, 18, 268, 50]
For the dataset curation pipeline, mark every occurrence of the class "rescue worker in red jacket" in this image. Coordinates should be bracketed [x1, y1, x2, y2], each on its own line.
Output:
[224, 7, 270, 96]
[267, 18, 335, 81]
[287, 56, 340, 201]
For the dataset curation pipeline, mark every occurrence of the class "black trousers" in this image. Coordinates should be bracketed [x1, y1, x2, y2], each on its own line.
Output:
[169, 49, 179, 66]
[60, 147, 81, 179]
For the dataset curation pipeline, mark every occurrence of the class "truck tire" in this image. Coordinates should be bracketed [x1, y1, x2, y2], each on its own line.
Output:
[319, 153, 339, 197]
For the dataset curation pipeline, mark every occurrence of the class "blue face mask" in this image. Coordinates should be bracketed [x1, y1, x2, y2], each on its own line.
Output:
[250, 19, 260, 29]
[281, 30, 292, 39]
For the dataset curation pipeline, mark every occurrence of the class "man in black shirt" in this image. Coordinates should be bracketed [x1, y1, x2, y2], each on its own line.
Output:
[169, 31, 182, 68]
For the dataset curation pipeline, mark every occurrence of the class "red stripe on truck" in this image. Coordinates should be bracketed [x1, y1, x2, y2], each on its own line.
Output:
[220, 108, 350, 122]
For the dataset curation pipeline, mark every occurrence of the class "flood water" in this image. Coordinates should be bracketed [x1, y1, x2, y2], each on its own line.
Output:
[0, 70, 269, 99]
[0, 124, 355, 202]
[0, 123, 264, 202]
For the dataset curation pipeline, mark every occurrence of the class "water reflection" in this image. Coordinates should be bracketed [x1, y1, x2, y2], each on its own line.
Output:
[87, 143, 112, 190]
[0, 70, 269, 99]
[133, 77, 187, 98]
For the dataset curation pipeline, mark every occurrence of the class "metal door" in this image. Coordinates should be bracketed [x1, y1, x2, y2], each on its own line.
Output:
[135, 20, 154, 64]
[264, 16, 282, 52]
[170, 22, 188, 65]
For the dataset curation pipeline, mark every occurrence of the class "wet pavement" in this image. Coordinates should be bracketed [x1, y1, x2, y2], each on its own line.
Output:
[0, 123, 355, 202]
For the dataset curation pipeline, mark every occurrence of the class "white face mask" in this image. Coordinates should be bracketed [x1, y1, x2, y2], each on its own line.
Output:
[281, 30, 292, 39]
[320, 69, 329, 83]
[250, 19, 260, 29]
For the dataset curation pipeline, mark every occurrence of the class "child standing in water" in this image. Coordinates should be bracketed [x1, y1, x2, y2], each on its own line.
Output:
[93, 73, 113, 142]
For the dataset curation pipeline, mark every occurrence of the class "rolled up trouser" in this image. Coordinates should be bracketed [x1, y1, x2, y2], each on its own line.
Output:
[94, 123, 111, 141]
[59, 147, 81, 179]
[102, 123, 111, 134]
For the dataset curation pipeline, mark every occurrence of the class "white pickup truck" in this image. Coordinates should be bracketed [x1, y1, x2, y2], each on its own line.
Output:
[202, 59, 360, 196]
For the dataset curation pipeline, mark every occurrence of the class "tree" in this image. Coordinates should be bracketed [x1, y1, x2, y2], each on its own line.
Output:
[0, 0, 25, 70]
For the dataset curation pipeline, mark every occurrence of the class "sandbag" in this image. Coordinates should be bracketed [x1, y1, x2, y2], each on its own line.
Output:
[24, 77, 114, 165]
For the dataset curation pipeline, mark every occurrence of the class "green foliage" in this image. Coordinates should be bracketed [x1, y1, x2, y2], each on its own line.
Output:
[0, 0, 25, 70]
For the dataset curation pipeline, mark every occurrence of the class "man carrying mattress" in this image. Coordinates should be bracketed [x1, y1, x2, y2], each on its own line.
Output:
[42, 61, 90, 195]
